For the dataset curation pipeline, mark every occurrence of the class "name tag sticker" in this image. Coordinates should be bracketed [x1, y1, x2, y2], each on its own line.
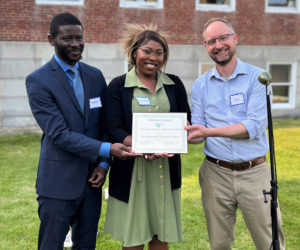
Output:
[136, 96, 152, 106]
[89, 97, 102, 109]
[230, 93, 245, 106]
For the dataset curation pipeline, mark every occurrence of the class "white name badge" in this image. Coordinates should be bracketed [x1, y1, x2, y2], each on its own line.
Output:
[230, 93, 245, 106]
[89, 97, 102, 109]
[136, 96, 152, 106]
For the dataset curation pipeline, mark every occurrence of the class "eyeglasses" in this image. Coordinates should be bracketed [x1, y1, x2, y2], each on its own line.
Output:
[203, 33, 234, 47]
[138, 48, 166, 58]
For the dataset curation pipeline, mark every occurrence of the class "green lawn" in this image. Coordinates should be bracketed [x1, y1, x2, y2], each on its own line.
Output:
[0, 118, 299, 249]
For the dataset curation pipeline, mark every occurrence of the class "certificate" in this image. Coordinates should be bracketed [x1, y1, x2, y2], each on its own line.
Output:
[132, 112, 188, 154]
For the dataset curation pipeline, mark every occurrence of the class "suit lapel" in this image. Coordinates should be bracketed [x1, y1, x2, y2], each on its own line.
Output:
[78, 63, 89, 116]
[50, 58, 85, 118]
[79, 63, 95, 129]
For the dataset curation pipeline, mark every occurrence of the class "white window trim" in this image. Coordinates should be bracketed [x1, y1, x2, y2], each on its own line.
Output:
[195, 0, 236, 12]
[35, 0, 84, 5]
[124, 60, 129, 73]
[265, 0, 300, 13]
[120, 0, 163, 9]
[267, 61, 297, 109]
[198, 62, 215, 76]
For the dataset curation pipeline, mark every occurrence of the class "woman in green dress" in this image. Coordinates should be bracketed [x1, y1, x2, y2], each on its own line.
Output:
[104, 24, 191, 250]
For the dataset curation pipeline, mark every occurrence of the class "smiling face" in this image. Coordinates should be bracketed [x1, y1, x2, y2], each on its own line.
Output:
[134, 40, 165, 78]
[203, 21, 238, 66]
[48, 24, 84, 66]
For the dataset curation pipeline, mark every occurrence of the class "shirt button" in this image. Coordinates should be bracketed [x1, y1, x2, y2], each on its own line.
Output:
[160, 175, 163, 179]
[159, 165, 162, 168]
[160, 185, 164, 189]
[155, 106, 159, 109]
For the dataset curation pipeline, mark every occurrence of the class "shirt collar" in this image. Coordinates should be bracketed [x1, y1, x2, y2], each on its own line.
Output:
[209, 58, 247, 81]
[54, 54, 79, 73]
[124, 67, 175, 89]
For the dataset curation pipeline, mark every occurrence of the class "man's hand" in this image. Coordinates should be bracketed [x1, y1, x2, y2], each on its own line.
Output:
[110, 143, 136, 160]
[188, 138, 205, 144]
[88, 166, 107, 188]
[184, 121, 205, 144]
[185, 123, 249, 140]
[185, 124, 208, 141]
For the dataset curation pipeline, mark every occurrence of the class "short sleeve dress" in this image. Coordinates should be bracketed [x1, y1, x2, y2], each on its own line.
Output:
[104, 68, 183, 247]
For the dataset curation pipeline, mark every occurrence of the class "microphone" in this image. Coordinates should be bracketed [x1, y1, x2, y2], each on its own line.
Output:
[258, 71, 272, 85]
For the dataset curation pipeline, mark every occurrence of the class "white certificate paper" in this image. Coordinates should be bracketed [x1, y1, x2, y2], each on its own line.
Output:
[132, 112, 188, 154]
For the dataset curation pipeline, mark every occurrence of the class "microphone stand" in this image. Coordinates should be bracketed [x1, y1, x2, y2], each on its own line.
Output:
[258, 72, 280, 250]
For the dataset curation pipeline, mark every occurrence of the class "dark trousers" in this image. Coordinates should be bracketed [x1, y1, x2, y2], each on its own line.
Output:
[37, 184, 102, 250]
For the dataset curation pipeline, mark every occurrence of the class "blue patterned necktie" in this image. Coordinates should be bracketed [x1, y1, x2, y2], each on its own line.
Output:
[68, 68, 84, 112]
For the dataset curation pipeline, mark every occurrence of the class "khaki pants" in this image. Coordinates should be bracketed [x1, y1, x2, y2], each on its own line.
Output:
[199, 159, 285, 250]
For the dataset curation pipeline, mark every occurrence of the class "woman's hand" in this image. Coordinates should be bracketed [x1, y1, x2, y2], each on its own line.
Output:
[123, 135, 132, 147]
[144, 153, 174, 161]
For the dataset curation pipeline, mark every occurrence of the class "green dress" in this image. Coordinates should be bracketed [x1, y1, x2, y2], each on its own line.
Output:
[104, 68, 183, 247]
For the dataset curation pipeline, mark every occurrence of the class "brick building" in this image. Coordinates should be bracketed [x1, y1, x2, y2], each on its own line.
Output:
[1, 0, 300, 133]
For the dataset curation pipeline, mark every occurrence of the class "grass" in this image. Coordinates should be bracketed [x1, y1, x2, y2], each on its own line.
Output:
[0, 118, 299, 249]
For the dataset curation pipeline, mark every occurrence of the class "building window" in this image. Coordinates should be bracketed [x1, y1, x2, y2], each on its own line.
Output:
[35, 0, 84, 5]
[198, 63, 214, 75]
[268, 62, 297, 109]
[196, 0, 236, 12]
[266, 0, 300, 13]
[120, 0, 163, 9]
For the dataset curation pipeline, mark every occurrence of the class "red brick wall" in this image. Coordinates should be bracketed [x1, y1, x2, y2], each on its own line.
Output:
[1, 0, 299, 45]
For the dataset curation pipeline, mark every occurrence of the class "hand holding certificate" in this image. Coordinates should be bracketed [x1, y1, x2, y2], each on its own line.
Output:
[132, 112, 188, 154]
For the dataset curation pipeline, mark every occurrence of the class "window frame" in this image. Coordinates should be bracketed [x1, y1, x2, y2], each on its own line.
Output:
[267, 61, 297, 109]
[195, 0, 236, 12]
[35, 0, 84, 5]
[124, 60, 129, 73]
[119, 0, 163, 9]
[198, 62, 215, 76]
[265, 0, 300, 13]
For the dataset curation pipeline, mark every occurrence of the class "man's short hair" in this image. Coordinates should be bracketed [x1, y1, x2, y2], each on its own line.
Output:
[50, 12, 82, 37]
[202, 18, 235, 38]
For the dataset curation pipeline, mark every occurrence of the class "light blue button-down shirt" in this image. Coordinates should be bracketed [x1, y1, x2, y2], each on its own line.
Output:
[191, 58, 270, 162]
[54, 55, 111, 170]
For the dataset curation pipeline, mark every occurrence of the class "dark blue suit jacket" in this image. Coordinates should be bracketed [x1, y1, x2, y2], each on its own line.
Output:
[26, 57, 107, 200]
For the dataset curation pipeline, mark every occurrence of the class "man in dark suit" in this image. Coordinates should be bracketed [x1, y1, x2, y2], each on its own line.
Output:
[25, 12, 134, 250]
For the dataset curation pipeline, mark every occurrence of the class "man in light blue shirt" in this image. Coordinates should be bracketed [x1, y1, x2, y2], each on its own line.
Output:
[185, 18, 285, 250]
